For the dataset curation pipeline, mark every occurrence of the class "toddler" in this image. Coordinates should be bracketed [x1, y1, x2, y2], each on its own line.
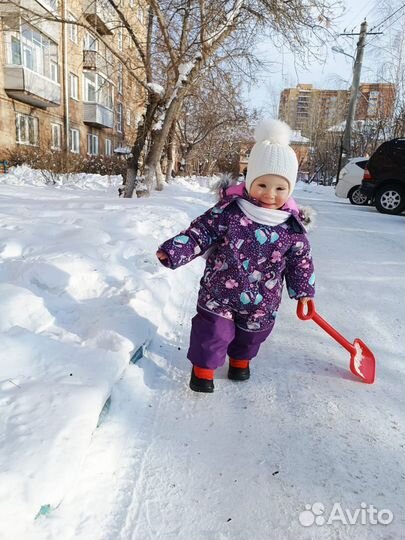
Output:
[157, 119, 315, 393]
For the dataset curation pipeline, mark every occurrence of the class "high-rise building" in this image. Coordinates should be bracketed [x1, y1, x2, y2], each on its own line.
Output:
[279, 84, 314, 134]
[279, 83, 395, 137]
[355, 83, 396, 121]
[0, 0, 147, 158]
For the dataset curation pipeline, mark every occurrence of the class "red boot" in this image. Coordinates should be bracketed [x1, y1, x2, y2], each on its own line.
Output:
[228, 358, 250, 381]
[189, 366, 214, 393]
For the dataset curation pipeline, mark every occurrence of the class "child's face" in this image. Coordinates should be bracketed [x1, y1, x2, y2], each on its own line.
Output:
[249, 174, 290, 209]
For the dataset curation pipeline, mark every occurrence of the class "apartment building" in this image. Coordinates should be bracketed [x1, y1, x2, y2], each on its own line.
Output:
[355, 83, 396, 121]
[0, 0, 147, 159]
[278, 84, 314, 134]
[279, 83, 395, 137]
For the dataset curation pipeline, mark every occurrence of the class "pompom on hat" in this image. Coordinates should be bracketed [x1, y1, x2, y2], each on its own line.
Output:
[245, 119, 298, 195]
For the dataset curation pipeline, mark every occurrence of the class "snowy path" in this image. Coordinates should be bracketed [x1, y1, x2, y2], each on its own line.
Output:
[30, 183, 405, 540]
[1, 176, 403, 540]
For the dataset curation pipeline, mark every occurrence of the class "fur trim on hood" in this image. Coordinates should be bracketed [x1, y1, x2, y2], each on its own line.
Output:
[210, 173, 240, 200]
[297, 206, 316, 231]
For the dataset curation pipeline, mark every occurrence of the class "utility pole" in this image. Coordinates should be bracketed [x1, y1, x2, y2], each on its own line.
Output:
[343, 20, 367, 156]
[335, 21, 382, 184]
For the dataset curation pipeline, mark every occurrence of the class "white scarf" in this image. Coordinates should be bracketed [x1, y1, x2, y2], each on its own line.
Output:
[236, 198, 290, 226]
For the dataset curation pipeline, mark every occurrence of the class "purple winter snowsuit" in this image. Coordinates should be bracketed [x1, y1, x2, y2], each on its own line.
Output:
[158, 184, 315, 370]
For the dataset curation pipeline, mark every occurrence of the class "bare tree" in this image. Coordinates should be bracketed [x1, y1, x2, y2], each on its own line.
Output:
[136, 0, 339, 197]
[3, 0, 340, 197]
[173, 69, 249, 176]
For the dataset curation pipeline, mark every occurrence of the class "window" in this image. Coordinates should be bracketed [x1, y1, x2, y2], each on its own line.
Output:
[69, 72, 79, 100]
[70, 128, 80, 153]
[99, 76, 113, 109]
[106, 48, 113, 65]
[83, 72, 96, 102]
[83, 72, 113, 109]
[118, 26, 123, 51]
[126, 109, 131, 126]
[50, 61, 58, 82]
[11, 36, 21, 64]
[87, 133, 99, 155]
[117, 102, 123, 133]
[367, 90, 379, 116]
[138, 7, 144, 24]
[11, 23, 59, 82]
[118, 63, 123, 95]
[354, 160, 368, 170]
[16, 113, 39, 145]
[105, 138, 112, 156]
[68, 12, 78, 44]
[41, 0, 59, 11]
[51, 123, 62, 149]
[83, 32, 97, 51]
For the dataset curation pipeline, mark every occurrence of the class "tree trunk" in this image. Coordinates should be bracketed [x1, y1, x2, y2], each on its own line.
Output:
[122, 94, 161, 198]
[144, 96, 183, 192]
[165, 122, 177, 182]
[155, 161, 165, 190]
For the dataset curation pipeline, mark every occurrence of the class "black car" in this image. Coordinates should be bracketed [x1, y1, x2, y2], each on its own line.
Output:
[361, 138, 405, 214]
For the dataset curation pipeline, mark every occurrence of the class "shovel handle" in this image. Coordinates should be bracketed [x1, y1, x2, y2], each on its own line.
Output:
[297, 299, 355, 354]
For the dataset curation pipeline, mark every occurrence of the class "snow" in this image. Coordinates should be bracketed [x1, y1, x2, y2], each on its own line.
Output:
[0, 170, 404, 540]
[178, 61, 194, 84]
[291, 130, 310, 144]
[4, 164, 123, 190]
[147, 82, 165, 96]
[204, 0, 243, 47]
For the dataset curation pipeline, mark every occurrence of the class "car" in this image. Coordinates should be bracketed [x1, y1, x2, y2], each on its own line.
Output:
[361, 138, 405, 215]
[335, 157, 369, 205]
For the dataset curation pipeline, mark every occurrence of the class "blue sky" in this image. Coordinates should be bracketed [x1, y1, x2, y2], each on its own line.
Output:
[244, 0, 395, 112]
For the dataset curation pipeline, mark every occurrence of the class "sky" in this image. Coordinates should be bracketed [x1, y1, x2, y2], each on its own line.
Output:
[244, 0, 399, 112]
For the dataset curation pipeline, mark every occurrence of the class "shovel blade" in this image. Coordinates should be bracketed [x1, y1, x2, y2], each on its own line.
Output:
[350, 339, 376, 384]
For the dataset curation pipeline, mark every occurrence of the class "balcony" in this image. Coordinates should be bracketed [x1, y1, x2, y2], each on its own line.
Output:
[0, 1, 60, 40]
[83, 0, 114, 35]
[3, 66, 60, 108]
[83, 50, 112, 78]
[83, 102, 114, 128]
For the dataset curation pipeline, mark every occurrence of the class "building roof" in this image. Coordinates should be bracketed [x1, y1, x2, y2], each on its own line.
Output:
[290, 130, 310, 144]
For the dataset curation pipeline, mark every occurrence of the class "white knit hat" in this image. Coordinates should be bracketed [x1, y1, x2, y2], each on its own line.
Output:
[245, 119, 298, 195]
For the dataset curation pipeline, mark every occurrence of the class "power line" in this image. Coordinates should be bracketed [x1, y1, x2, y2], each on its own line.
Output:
[347, 3, 378, 33]
[369, 2, 405, 32]
[367, 16, 403, 46]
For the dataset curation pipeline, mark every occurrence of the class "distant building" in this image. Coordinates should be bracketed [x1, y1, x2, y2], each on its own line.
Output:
[355, 83, 396, 121]
[0, 0, 147, 159]
[279, 83, 395, 137]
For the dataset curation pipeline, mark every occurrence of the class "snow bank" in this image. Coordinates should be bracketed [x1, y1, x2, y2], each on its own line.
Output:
[0, 174, 203, 536]
[1, 165, 122, 191]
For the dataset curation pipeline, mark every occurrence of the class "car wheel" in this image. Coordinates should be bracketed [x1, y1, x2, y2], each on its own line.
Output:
[375, 184, 405, 215]
[348, 186, 369, 205]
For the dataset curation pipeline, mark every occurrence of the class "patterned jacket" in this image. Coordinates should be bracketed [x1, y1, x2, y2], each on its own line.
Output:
[158, 184, 315, 330]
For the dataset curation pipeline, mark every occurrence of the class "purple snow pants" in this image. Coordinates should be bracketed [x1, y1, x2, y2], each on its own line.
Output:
[187, 306, 274, 370]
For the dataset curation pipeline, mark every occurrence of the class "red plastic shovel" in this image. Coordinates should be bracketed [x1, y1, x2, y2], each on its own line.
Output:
[297, 299, 376, 384]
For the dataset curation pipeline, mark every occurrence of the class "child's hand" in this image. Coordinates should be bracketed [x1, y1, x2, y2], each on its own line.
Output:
[156, 250, 169, 261]
[298, 297, 311, 304]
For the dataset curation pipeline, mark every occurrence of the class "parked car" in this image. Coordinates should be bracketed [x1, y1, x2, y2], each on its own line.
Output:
[361, 138, 405, 215]
[335, 157, 369, 205]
